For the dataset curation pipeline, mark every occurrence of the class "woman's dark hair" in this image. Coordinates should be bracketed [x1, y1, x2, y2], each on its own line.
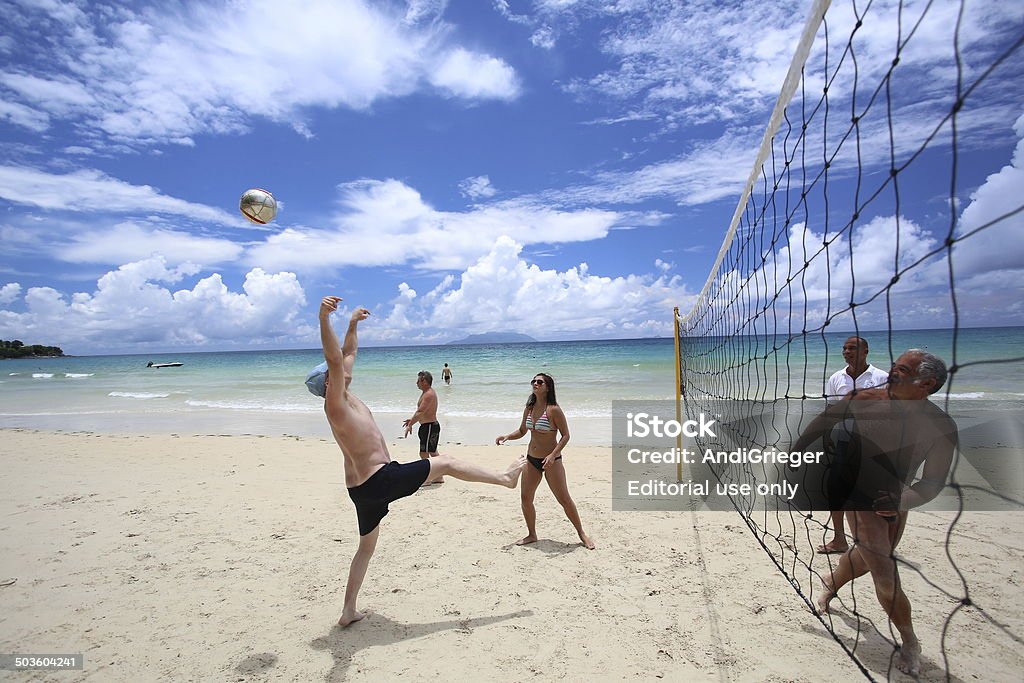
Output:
[526, 372, 557, 407]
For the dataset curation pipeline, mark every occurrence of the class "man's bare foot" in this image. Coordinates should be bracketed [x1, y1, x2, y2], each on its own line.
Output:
[515, 534, 538, 545]
[501, 457, 527, 488]
[896, 640, 921, 676]
[816, 540, 849, 554]
[815, 579, 836, 615]
[338, 609, 367, 627]
[579, 533, 596, 550]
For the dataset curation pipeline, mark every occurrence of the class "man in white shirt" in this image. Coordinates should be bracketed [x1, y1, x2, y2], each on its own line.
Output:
[817, 336, 889, 553]
[825, 336, 890, 406]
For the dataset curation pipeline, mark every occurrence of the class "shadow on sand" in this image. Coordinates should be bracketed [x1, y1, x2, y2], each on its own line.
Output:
[500, 538, 585, 557]
[310, 609, 533, 681]
[804, 605, 970, 682]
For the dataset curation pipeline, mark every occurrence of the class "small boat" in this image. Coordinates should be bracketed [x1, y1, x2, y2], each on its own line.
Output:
[147, 361, 183, 368]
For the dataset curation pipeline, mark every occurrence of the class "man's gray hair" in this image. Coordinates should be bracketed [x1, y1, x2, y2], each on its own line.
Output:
[907, 348, 947, 394]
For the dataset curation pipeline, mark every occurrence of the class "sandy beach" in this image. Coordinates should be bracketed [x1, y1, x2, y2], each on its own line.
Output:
[1, 428, 1021, 682]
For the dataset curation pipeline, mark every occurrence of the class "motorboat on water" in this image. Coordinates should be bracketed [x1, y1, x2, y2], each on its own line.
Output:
[146, 361, 183, 368]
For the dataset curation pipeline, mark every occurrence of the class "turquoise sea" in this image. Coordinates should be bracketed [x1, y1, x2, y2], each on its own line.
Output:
[1, 328, 1021, 445]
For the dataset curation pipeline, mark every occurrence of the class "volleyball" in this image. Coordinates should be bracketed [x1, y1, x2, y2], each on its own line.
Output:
[239, 188, 277, 224]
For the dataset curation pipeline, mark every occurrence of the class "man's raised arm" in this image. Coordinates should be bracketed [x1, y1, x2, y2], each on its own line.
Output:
[341, 307, 371, 384]
[319, 296, 344, 370]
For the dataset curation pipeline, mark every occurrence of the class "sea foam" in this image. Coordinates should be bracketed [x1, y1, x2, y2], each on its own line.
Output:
[109, 391, 170, 400]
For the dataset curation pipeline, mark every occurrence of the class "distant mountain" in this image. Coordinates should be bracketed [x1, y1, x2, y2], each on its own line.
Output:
[447, 331, 537, 345]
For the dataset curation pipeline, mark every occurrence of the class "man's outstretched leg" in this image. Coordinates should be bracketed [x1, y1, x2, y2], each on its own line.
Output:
[339, 526, 379, 627]
[428, 454, 525, 488]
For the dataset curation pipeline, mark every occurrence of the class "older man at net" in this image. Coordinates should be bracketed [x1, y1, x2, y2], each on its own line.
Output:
[793, 349, 957, 676]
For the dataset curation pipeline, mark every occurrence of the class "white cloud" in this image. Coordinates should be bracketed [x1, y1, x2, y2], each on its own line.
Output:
[0, 258, 308, 351]
[529, 26, 555, 50]
[541, 0, 1023, 132]
[244, 178, 633, 272]
[688, 126, 1024, 334]
[0, 283, 22, 305]
[428, 48, 520, 99]
[57, 222, 244, 266]
[0, 98, 50, 132]
[0, 73, 97, 114]
[0, 165, 241, 225]
[561, 130, 758, 206]
[951, 113, 1024, 277]
[459, 175, 498, 199]
[404, 0, 448, 25]
[364, 236, 695, 342]
[943, 112, 1024, 321]
[3, 0, 520, 145]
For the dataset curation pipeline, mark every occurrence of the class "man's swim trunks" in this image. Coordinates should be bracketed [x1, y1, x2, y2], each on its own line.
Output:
[418, 421, 441, 453]
[347, 460, 431, 535]
[526, 454, 562, 471]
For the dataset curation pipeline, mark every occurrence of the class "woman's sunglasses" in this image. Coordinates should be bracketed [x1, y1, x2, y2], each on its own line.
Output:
[531, 379, 546, 386]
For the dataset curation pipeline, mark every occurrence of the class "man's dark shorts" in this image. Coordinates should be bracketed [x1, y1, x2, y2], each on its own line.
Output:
[347, 460, 431, 535]
[418, 421, 441, 453]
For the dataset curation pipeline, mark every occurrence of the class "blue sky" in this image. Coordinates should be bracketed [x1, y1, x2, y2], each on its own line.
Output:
[0, 0, 1022, 354]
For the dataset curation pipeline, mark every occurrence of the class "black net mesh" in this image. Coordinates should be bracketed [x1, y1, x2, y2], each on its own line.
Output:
[675, 0, 1024, 679]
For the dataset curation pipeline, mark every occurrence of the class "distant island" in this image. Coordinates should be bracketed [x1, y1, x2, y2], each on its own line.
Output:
[1, 339, 65, 358]
[447, 331, 537, 345]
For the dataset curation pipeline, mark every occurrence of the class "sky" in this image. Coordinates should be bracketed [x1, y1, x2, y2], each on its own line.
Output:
[0, 0, 1022, 354]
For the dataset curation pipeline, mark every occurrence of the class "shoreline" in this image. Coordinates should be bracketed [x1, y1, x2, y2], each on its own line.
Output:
[0, 412, 617, 447]
[2, 429, 1021, 681]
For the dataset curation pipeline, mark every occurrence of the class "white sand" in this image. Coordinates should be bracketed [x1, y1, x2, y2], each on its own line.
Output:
[1, 429, 1021, 681]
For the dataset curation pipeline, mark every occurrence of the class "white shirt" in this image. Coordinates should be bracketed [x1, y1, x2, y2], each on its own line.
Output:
[825, 364, 889, 404]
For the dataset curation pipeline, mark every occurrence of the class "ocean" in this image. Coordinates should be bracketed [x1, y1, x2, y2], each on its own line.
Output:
[1, 328, 1021, 445]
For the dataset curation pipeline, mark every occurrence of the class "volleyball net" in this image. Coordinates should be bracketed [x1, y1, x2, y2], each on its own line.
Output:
[673, 0, 1024, 679]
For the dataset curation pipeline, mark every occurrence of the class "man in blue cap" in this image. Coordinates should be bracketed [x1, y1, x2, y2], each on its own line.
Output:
[308, 295, 525, 627]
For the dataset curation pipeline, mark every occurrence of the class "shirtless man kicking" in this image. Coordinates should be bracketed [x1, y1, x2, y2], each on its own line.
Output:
[796, 349, 957, 675]
[307, 296, 525, 627]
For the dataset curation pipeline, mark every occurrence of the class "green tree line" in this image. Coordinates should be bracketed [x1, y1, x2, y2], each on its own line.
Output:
[1, 339, 65, 358]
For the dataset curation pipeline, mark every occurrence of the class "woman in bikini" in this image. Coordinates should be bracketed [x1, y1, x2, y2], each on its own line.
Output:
[495, 373, 595, 549]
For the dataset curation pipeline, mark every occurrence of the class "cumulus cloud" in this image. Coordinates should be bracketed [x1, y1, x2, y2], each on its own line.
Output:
[689, 110, 1024, 335]
[687, 214, 952, 335]
[0, 283, 22, 305]
[0, 258, 309, 351]
[364, 236, 695, 342]
[952, 113, 1024, 278]
[244, 178, 637, 271]
[674, 107, 1024, 336]
[944, 112, 1024, 321]
[1, 0, 519, 145]
[428, 48, 520, 99]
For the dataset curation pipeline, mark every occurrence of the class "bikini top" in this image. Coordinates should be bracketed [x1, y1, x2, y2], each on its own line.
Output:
[525, 408, 553, 432]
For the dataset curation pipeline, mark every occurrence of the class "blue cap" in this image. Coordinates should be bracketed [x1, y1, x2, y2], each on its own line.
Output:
[305, 361, 328, 398]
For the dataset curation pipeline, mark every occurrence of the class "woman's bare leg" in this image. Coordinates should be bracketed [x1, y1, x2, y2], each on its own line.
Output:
[543, 461, 594, 549]
[517, 462, 543, 545]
